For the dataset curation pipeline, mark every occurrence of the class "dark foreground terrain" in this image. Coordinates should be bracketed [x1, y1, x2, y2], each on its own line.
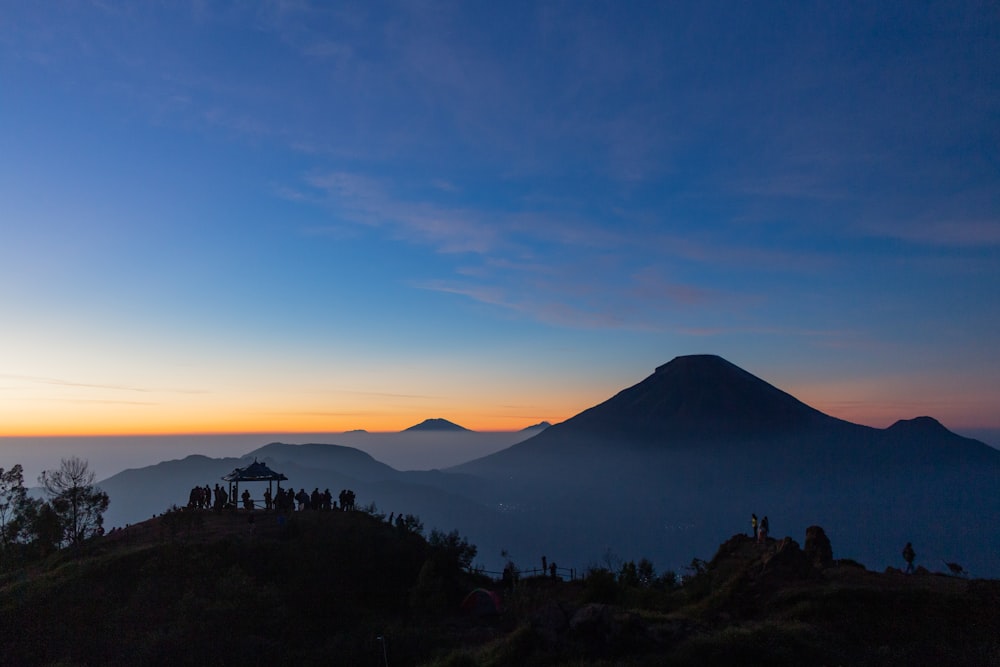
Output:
[0, 508, 997, 666]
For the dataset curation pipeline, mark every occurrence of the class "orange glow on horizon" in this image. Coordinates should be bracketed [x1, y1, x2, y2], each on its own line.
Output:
[0, 412, 568, 438]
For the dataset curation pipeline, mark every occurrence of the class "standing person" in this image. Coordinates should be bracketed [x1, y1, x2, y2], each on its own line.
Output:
[751, 513, 758, 539]
[758, 516, 769, 544]
[902, 542, 916, 574]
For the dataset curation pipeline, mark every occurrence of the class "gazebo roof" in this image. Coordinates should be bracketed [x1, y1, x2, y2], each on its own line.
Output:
[222, 458, 288, 482]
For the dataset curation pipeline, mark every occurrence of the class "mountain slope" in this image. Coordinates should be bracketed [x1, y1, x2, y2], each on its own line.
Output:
[562, 354, 845, 441]
[454, 354, 870, 476]
[244, 442, 401, 481]
[444, 354, 1000, 576]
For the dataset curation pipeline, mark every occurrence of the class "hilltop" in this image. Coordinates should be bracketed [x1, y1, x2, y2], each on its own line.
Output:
[0, 508, 483, 666]
[0, 511, 996, 666]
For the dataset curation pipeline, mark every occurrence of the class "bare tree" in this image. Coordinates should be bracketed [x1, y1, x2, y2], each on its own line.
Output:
[39, 457, 109, 546]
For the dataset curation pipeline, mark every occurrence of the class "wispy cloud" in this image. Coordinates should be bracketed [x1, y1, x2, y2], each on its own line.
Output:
[0, 374, 207, 395]
[306, 171, 503, 254]
[300, 169, 837, 332]
[861, 219, 1000, 248]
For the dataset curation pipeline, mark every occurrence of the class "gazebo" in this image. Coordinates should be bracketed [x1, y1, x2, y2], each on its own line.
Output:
[222, 459, 287, 509]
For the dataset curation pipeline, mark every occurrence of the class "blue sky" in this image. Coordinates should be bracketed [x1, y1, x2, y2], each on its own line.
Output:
[1, 1, 998, 440]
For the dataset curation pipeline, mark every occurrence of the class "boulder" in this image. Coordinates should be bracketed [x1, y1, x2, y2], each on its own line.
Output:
[803, 525, 834, 569]
[760, 537, 818, 581]
[528, 602, 571, 645]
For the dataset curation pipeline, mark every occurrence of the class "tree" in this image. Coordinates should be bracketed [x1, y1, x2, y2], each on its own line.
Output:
[0, 465, 29, 546]
[19, 499, 63, 556]
[427, 528, 477, 571]
[395, 513, 424, 536]
[39, 457, 109, 546]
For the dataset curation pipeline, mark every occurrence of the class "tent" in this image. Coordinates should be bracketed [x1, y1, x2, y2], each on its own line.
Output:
[460, 588, 502, 616]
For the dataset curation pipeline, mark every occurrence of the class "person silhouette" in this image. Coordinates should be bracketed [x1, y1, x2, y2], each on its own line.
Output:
[902, 542, 915, 574]
[758, 516, 769, 544]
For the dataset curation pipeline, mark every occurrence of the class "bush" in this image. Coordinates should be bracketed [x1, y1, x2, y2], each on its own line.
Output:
[582, 567, 619, 604]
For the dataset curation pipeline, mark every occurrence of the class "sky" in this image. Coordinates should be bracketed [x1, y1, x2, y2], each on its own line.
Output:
[2, 2, 999, 458]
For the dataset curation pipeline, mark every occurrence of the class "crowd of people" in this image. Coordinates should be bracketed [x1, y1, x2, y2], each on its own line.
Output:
[185, 484, 360, 513]
[185, 484, 237, 511]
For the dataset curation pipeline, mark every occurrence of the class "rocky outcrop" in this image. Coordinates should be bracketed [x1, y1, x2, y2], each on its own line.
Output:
[804, 525, 834, 569]
[760, 537, 819, 581]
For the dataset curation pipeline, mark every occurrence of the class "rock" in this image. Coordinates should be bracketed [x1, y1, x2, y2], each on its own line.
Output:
[569, 603, 638, 647]
[569, 603, 615, 634]
[760, 537, 818, 581]
[528, 602, 571, 645]
[804, 525, 833, 569]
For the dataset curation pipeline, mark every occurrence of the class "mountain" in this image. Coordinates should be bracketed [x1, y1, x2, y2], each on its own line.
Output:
[99, 455, 248, 526]
[97, 442, 514, 560]
[558, 354, 843, 440]
[520, 421, 552, 432]
[95, 355, 1000, 577]
[244, 442, 400, 481]
[449, 355, 1000, 576]
[404, 418, 471, 432]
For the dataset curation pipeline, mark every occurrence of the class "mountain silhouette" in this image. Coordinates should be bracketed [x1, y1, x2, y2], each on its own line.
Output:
[403, 418, 471, 432]
[519, 421, 552, 432]
[244, 442, 399, 481]
[457, 354, 868, 475]
[449, 354, 1000, 576]
[548, 354, 848, 442]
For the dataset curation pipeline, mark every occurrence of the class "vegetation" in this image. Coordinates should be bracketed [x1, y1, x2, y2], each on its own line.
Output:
[0, 459, 997, 665]
[0, 458, 110, 566]
[39, 456, 110, 547]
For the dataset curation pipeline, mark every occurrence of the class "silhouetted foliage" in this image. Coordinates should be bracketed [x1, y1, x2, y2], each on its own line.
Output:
[18, 500, 62, 557]
[39, 457, 109, 546]
[395, 512, 424, 535]
[428, 528, 477, 571]
[583, 567, 619, 603]
[0, 465, 29, 547]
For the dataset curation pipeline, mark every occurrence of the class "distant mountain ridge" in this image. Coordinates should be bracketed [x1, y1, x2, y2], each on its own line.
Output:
[403, 418, 470, 432]
[520, 421, 551, 432]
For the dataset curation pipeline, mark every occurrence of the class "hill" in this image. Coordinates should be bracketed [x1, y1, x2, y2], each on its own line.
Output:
[0, 509, 485, 665]
[0, 514, 996, 666]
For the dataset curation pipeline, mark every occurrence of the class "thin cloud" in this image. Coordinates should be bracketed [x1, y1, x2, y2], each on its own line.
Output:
[0, 374, 208, 395]
[52, 399, 160, 406]
[862, 219, 1000, 248]
[305, 171, 503, 254]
